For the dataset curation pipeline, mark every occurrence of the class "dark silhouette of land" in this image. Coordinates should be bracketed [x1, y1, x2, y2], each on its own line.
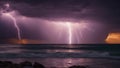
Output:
[0, 61, 87, 68]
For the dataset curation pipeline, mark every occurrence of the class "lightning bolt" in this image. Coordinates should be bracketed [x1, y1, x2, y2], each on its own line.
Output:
[4, 13, 21, 40]
[67, 23, 72, 44]
[0, 3, 22, 40]
[51, 21, 95, 44]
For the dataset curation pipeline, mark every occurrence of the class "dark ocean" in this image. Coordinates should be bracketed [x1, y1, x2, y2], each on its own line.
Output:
[0, 44, 120, 68]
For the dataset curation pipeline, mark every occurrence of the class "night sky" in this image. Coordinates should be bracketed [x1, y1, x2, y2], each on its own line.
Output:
[0, 0, 120, 44]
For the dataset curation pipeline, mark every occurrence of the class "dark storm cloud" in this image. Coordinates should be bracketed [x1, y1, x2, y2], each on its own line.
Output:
[12, 0, 90, 20]
[1, 0, 120, 27]
[0, 0, 120, 43]
[1, 0, 120, 24]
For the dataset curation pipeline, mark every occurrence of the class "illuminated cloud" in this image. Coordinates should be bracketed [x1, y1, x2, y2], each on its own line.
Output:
[106, 33, 120, 44]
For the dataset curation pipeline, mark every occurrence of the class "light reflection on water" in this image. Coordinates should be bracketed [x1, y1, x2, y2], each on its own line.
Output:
[0, 44, 92, 53]
[0, 58, 119, 68]
[0, 44, 120, 68]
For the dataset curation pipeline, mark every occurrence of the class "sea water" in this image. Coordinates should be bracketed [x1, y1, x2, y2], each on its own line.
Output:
[0, 44, 120, 68]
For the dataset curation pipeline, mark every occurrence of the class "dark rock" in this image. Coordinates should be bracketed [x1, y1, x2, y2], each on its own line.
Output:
[69, 65, 87, 68]
[33, 62, 45, 68]
[20, 61, 32, 68]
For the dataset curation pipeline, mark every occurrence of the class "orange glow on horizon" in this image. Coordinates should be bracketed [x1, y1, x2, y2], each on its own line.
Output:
[105, 33, 120, 44]
[7, 39, 46, 44]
